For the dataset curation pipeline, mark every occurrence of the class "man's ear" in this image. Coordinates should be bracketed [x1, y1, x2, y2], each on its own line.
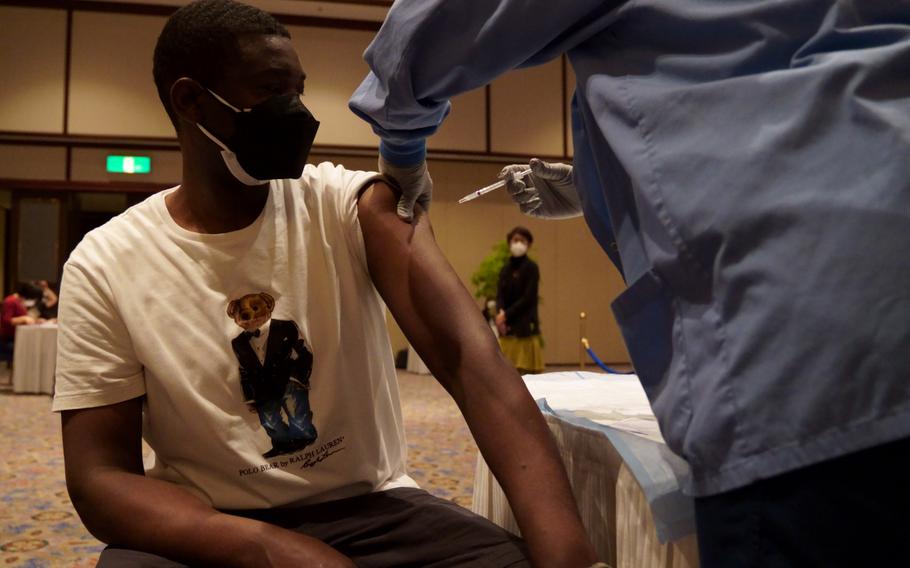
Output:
[170, 77, 206, 127]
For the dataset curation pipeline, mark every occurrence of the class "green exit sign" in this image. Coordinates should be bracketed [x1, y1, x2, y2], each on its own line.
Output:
[106, 155, 151, 174]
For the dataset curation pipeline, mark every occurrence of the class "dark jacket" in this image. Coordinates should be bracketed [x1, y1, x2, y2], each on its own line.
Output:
[497, 256, 540, 338]
[231, 319, 313, 403]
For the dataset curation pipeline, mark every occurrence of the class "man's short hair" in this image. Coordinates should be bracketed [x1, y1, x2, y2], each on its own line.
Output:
[152, 0, 290, 129]
[506, 226, 534, 245]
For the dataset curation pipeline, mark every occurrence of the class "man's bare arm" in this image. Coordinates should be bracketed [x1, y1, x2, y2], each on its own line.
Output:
[357, 181, 598, 568]
[61, 399, 354, 568]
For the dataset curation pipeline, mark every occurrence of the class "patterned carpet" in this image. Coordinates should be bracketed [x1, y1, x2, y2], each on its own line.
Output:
[0, 370, 478, 568]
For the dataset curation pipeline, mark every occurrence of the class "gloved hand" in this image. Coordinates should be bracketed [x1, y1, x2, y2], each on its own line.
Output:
[378, 156, 433, 222]
[499, 158, 582, 219]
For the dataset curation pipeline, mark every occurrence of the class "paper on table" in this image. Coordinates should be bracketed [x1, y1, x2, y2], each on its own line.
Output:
[523, 371, 661, 441]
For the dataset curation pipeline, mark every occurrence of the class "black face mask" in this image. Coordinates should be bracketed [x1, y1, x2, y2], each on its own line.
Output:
[197, 88, 320, 185]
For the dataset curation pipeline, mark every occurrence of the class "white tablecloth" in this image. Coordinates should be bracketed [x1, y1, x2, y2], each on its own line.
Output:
[471, 371, 699, 568]
[12, 323, 57, 395]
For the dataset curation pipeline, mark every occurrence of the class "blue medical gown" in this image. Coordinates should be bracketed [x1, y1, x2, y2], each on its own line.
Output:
[349, 0, 910, 496]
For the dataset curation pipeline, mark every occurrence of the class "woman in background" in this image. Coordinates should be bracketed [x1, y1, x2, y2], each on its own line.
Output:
[1, 282, 44, 361]
[36, 280, 58, 321]
[496, 226, 543, 374]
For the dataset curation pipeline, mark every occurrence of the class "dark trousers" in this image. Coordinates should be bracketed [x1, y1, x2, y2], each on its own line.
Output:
[694, 437, 909, 568]
[96, 488, 528, 567]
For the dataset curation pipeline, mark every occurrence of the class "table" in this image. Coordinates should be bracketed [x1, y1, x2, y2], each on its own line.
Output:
[471, 371, 699, 568]
[12, 323, 57, 395]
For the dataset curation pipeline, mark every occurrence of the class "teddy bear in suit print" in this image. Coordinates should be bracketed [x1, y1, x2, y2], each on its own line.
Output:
[227, 292, 318, 458]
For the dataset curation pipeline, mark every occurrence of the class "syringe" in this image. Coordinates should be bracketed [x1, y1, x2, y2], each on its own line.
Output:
[458, 169, 532, 204]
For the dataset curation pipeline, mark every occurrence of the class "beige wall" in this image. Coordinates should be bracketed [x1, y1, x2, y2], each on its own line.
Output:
[429, 88, 487, 153]
[566, 63, 576, 157]
[491, 58, 564, 157]
[69, 11, 173, 137]
[0, 7, 629, 364]
[0, 7, 67, 133]
[0, 145, 68, 181]
[289, 25, 378, 147]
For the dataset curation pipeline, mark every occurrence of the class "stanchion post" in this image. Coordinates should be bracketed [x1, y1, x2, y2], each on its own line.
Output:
[579, 312, 587, 370]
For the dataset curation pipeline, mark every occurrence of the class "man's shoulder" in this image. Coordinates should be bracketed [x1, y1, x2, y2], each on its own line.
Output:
[68, 193, 163, 268]
[293, 161, 382, 197]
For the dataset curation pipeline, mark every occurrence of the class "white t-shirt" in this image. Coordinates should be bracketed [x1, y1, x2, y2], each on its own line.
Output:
[53, 162, 417, 509]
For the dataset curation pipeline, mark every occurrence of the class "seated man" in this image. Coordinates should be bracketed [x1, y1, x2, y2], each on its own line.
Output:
[53, 1, 599, 567]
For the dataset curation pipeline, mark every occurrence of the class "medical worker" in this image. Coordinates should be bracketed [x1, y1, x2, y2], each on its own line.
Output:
[349, 1, 910, 565]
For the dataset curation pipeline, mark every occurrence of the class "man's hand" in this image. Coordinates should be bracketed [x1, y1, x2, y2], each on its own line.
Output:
[500, 158, 582, 219]
[378, 156, 432, 222]
[61, 399, 356, 568]
[258, 528, 356, 568]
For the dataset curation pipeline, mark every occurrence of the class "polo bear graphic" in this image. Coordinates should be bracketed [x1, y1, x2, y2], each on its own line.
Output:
[227, 292, 318, 458]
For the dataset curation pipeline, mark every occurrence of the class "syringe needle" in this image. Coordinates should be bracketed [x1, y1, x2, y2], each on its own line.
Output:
[458, 169, 532, 204]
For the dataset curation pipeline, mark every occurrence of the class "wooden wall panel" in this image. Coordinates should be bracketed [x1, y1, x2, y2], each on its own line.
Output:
[0, 7, 67, 133]
[68, 11, 172, 137]
[428, 88, 487, 153]
[490, 59, 564, 157]
[291, 27, 485, 152]
[288, 26, 377, 147]
[0, 145, 67, 181]
[554, 218, 628, 363]
[566, 62, 576, 158]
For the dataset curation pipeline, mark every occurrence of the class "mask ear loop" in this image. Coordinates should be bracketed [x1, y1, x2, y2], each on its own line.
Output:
[196, 122, 230, 151]
[196, 123, 267, 186]
[206, 88, 251, 113]
[192, 83, 267, 185]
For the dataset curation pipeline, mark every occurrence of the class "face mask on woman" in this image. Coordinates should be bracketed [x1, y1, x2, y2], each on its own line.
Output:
[510, 241, 528, 257]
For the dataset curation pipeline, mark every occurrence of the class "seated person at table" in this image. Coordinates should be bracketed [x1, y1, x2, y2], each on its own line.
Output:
[53, 2, 598, 567]
[1, 282, 44, 352]
[35, 280, 59, 321]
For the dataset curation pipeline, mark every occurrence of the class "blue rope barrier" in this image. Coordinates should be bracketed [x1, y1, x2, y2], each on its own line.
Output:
[582, 338, 635, 375]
